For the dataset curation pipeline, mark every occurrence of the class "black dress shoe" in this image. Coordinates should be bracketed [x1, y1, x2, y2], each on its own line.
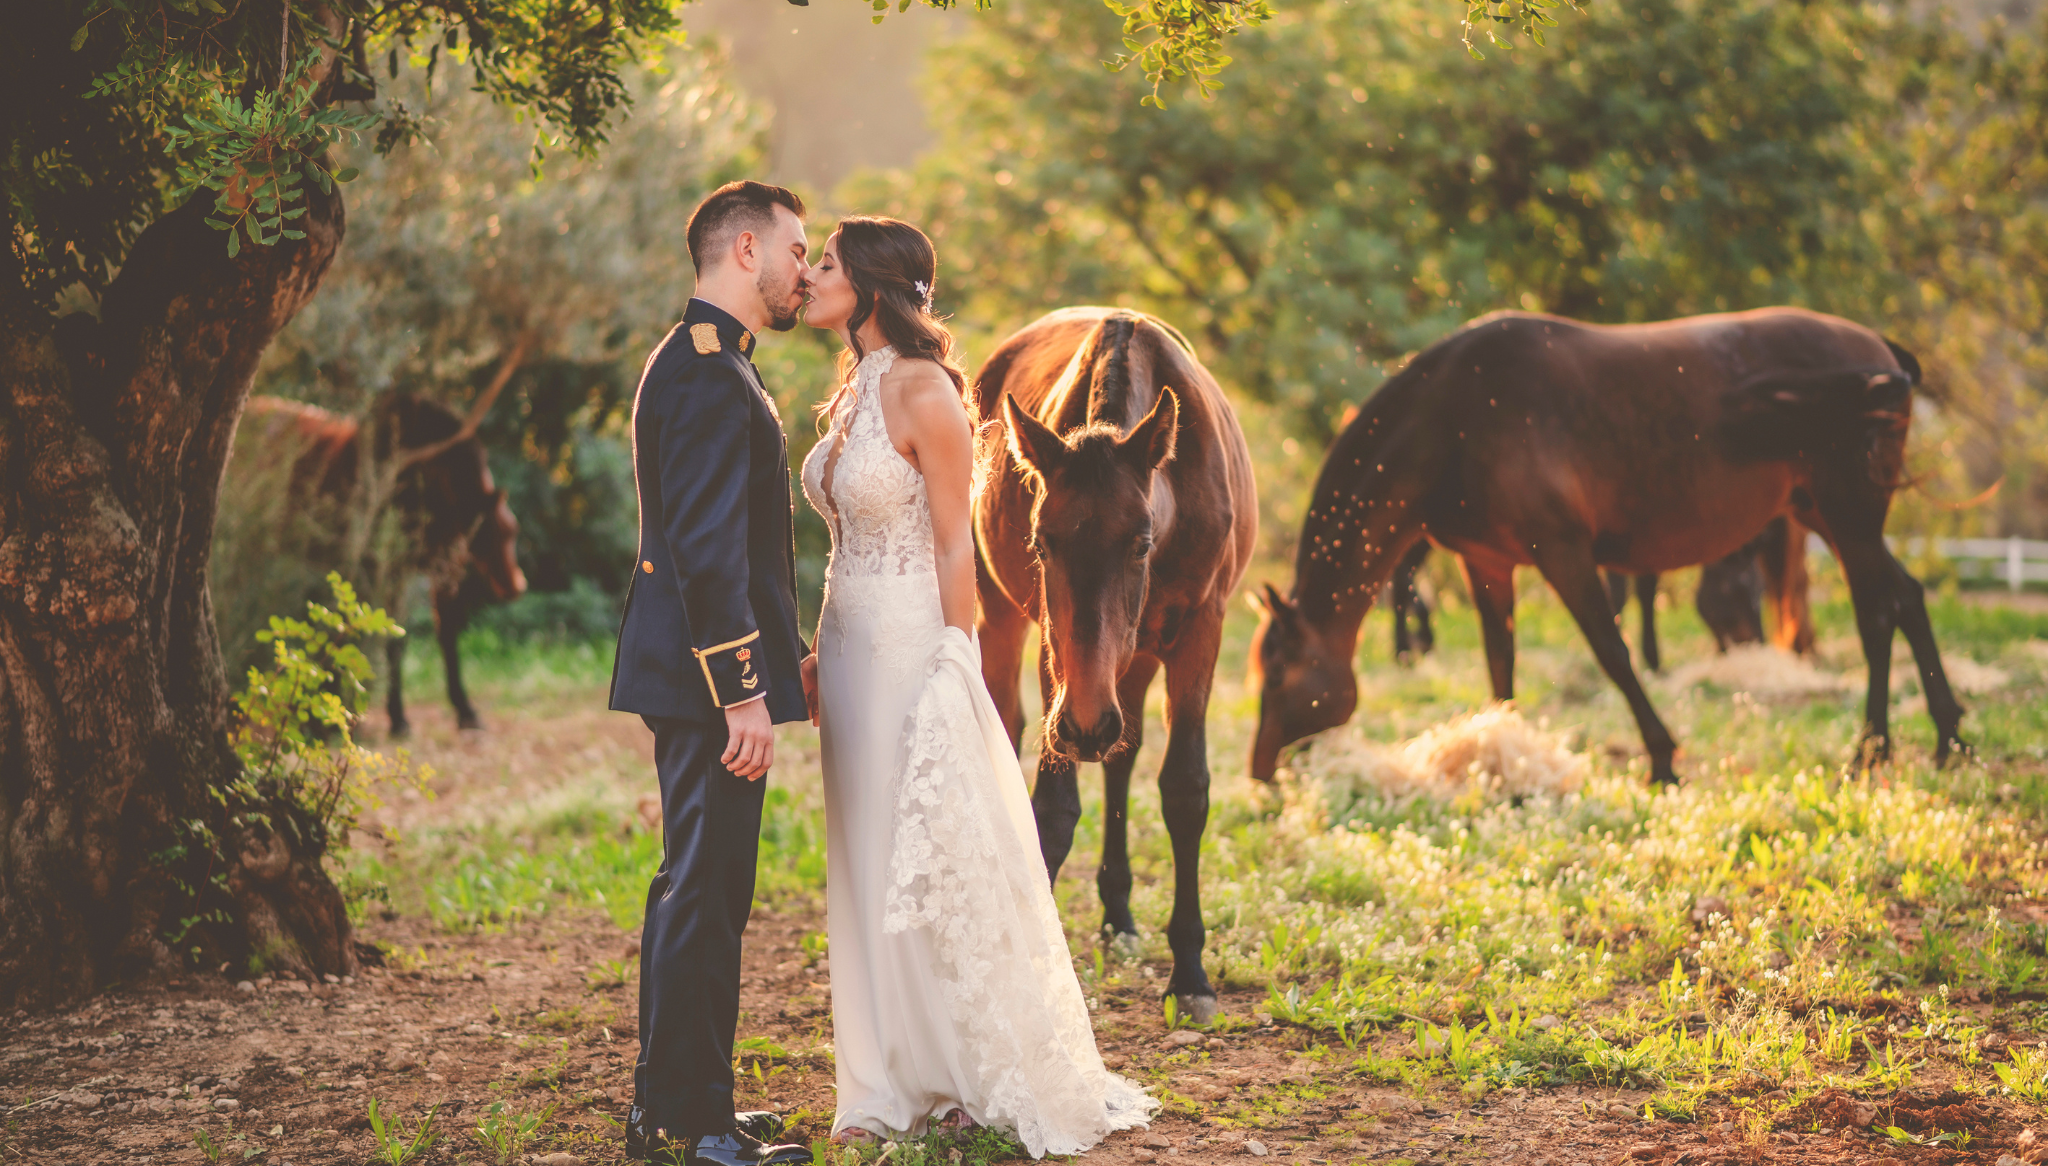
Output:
[678, 1130, 812, 1166]
[734, 1111, 789, 1142]
[624, 1106, 657, 1160]
[624, 1107, 793, 1160]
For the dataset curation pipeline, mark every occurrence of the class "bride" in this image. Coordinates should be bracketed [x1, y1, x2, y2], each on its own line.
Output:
[796, 217, 1158, 1157]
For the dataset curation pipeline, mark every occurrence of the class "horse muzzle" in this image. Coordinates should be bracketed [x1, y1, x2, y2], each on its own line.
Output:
[1052, 707, 1124, 764]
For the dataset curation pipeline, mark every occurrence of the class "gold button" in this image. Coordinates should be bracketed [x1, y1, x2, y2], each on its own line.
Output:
[642, 561, 654, 574]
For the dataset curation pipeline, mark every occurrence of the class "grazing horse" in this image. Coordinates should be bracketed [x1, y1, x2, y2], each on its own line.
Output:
[238, 395, 526, 734]
[1250, 307, 1964, 786]
[974, 307, 1256, 1022]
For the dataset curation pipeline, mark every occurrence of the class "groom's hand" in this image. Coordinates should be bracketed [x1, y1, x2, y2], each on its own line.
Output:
[800, 654, 819, 726]
[722, 698, 774, 779]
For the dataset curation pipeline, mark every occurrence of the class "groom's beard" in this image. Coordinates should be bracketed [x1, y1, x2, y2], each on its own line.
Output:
[759, 266, 803, 333]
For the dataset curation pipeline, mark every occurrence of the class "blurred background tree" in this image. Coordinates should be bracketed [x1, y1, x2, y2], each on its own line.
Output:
[218, 46, 784, 669]
[849, 0, 2046, 544]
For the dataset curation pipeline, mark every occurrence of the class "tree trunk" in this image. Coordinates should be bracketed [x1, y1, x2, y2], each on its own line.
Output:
[0, 184, 348, 1009]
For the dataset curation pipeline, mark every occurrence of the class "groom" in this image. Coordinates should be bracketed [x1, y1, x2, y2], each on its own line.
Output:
[609, 180, 814, 1166]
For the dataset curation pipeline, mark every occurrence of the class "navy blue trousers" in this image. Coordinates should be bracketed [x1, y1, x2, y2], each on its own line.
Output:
[635, 714, 765, 1137]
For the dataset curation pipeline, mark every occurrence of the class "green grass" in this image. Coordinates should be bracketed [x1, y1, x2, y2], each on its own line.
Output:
[341, 778, 825, 932]
[351, 564, 2048, 1115]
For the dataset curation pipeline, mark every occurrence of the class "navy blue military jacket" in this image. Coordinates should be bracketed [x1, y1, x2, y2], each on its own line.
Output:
[609, 299, 808, 724]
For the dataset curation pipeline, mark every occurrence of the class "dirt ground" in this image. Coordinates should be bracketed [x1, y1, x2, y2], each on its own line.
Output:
[6, 687, 2047, 1166]
[8, 897, 2048, 1166]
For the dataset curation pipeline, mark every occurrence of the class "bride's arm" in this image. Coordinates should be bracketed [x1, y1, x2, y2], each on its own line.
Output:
[893, 363, 978, 635]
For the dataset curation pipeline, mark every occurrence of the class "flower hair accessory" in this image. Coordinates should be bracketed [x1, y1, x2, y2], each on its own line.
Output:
[913, 279, 935, 312]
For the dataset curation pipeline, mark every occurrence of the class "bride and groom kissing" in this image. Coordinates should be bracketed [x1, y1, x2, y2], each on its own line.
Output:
[607, 180, 1159, 1166]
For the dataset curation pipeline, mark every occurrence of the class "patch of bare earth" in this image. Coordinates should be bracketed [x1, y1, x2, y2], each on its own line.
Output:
[7, 697, 2048, 1165]
[12, 914, 2048, 1166]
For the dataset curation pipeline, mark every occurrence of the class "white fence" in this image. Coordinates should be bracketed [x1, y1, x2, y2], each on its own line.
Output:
[1807, 533, 2048, 591]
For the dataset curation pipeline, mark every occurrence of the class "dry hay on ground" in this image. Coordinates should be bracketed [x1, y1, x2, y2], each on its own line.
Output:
[1294, 703, 1587, 807]
[1667, 644, 2012, 699]
[1666, 644, 1849, 697]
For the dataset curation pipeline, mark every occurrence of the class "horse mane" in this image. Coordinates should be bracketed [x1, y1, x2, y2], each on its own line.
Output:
[1079, 311, 1144, 429]
[1049, 311, 1175, 492]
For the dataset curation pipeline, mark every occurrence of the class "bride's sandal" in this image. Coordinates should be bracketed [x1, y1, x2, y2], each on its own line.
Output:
[935, 1109, 978, 1141]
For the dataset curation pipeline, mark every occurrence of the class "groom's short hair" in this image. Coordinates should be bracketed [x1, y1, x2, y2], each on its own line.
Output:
[687, 181, 807, 274]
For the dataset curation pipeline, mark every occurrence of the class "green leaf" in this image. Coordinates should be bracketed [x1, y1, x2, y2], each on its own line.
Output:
[225, 230, 241, 258]
[333, 167, 360, 183]
[70, 24, 90, 51]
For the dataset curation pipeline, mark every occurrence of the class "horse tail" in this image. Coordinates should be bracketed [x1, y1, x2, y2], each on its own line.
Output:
[1721, 364, 1914, 465]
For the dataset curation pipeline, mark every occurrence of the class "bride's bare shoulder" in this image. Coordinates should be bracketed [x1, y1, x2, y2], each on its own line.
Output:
[881, 357, 965, 410]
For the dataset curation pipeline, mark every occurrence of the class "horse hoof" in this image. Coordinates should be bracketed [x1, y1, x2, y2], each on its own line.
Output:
[1175, 993, 1221, 1026]
[457, 716, 483, 732]
[389, 722, 411, 739]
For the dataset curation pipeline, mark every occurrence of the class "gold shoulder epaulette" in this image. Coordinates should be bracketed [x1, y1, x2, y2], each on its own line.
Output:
[691, 322, 722, 355]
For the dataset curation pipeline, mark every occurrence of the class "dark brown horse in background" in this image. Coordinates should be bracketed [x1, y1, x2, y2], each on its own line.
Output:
[1604, 514, 1819, 664]
[975, 307, 1257, 1022]
[238, 395, 526, 734]
[1250, 307, 1964, 786]
[1388, 491, 1814, 670]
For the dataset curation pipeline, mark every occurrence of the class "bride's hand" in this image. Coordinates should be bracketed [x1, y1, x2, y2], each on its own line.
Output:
[800, 653, 820, 726]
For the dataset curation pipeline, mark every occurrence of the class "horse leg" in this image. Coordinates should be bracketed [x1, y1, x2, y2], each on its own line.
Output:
[436, 588, 480, 731]
[1393, 541, 1429, 664]
[1030, 634, 1084, 883]
[1885, 552, 1968, 763]
[1158, 608, 1221, 1022]
[1635, 573, 1661, 673]
[1534, 547, 1679, 784]
[1824, 533, 1903, 762]
[386, 636, 410, 738]
[976, 577, 1033, 750]
[1392, 580, 1412, 662]
[1414, 585, 1435, 655]
[1461, 555, 1517, 700]
[1605, 571, 1630, 619]
[1097, 657, 1159, 949]
[1767, 517, 1816, 656]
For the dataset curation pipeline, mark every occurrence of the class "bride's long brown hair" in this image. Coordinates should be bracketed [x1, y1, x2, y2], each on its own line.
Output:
[819, 216, 969, 420]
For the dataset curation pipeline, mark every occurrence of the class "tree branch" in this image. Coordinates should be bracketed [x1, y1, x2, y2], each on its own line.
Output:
[387, 330, 533, 473]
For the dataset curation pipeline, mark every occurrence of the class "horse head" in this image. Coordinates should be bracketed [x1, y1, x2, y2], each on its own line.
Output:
[468, 478, 527, 602]
[1001, 387, 1178, 763]
[1247, 582, 1358, 783]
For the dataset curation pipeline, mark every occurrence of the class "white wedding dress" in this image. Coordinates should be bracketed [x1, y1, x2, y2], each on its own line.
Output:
[799, 346, 1158, 1157]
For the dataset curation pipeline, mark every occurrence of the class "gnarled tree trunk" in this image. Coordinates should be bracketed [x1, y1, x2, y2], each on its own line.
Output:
[0, 185, 348, 1008]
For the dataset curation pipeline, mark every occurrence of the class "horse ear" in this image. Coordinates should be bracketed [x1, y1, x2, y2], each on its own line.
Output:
[1255, 582, 1298, 626]
[1002, 394, 1063, 485]
[1123, 387, 1179, 473]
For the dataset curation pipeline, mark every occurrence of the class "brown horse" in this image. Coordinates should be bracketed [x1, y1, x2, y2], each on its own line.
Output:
[1250, 307, 1964, 786]
[236, 395, 526, 733]
[975, 307, 1256, 1021]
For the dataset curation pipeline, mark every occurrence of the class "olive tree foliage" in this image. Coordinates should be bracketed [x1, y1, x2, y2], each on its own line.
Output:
[897, 0, 1575, 102]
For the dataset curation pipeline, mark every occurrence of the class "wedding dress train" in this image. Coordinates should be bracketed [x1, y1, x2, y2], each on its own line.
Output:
[799, 346, 1158, 1157]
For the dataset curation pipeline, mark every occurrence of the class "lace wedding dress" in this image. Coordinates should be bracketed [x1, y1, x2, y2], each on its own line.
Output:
[799, 346, 1158, 1157]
